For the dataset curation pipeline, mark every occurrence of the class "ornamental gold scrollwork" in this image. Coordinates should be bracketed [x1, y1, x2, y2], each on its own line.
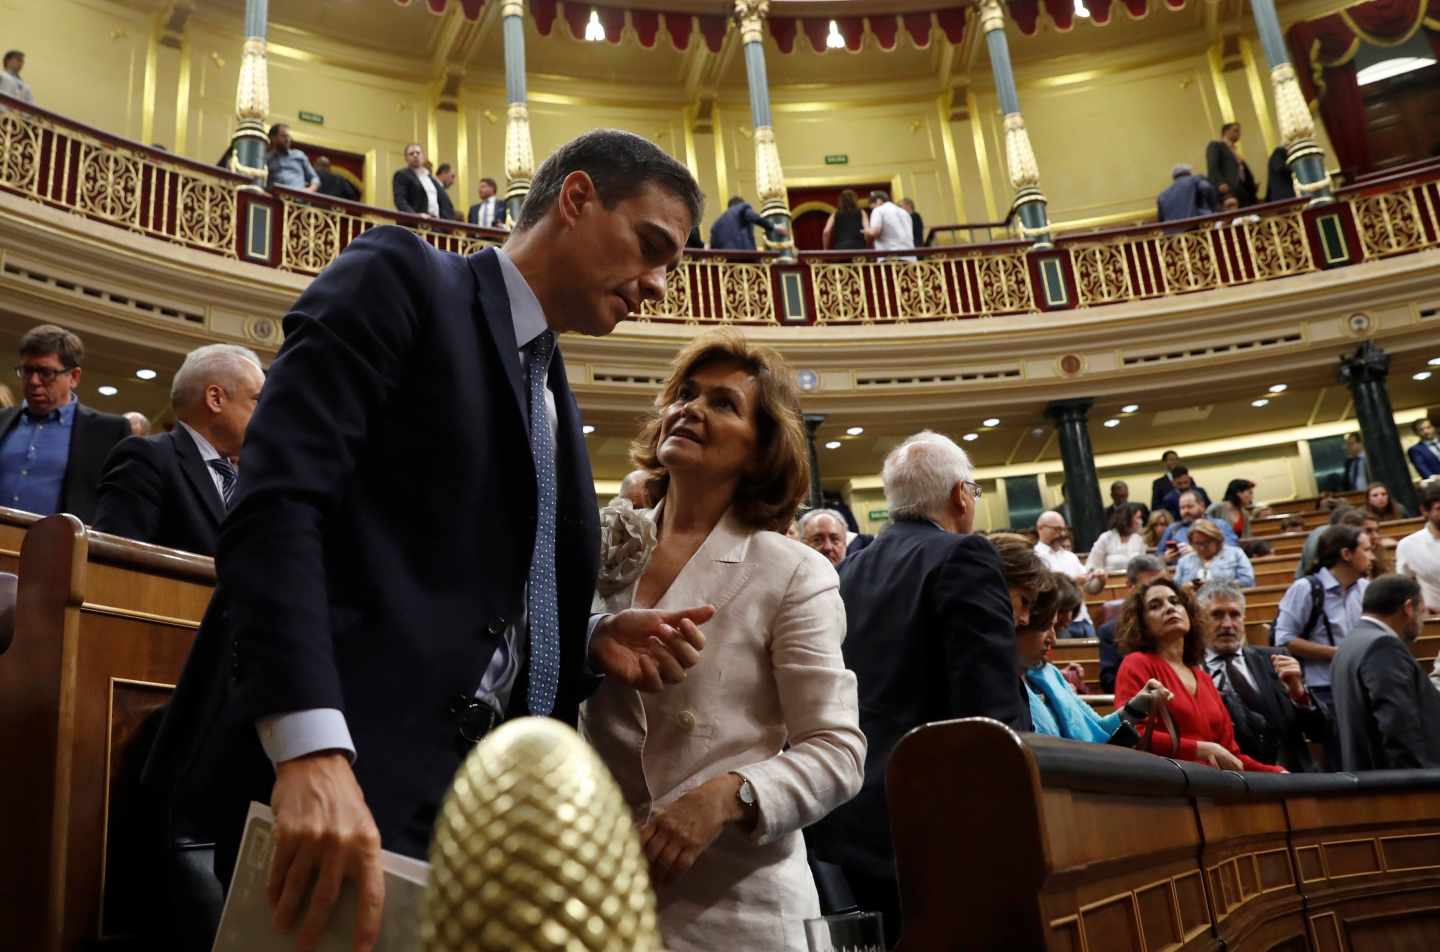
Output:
[0, 110, 40, 191]
[974, 252, 1033, 314]
[1353, 192, 1428, 259]
[719, 262, 773, 322]
[893, 259, 948, 319]
[1002, 114, 1041, 191]
[1069, 244, 1132, 306]
[281, 204, 340, 273]
[505, 103, 535, 182]
[641, 259, 691, 322]
[1269, 63, 1315, 147]
[77, 145, 141, 225]
[1158, 232, 1220, 293]
[812, 263, 867, 323]
[1249, 213, 1314, 279]
[176, 177, 237, 252]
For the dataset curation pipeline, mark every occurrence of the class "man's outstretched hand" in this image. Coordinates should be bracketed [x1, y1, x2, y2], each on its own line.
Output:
[590, 605, 714, 692]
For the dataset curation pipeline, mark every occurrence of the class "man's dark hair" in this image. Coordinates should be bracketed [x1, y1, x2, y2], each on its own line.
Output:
[1126, 554, 1165, 586]
[1420, 482, 1440, 509]
[436, 163, 452, 176]
[19, 324, 84, 369]
[479, 176, 497, 190]
[1221, 122, 1240, 135]
[1313, 524, 1364, 573]
[1345, 431, 1362, 442]
[516, 129, 702, 233]
[727, 196, 744, 207]
[1362, 573, 1421, 616]
[1329, 504, 1361, 526]
[1162, 450, 1179, 462]
[1171, 465, 1190, 478]
[3, 50, 22, 68]
[267, 123, 289, 139]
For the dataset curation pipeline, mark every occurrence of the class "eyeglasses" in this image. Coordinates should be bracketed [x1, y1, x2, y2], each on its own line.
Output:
[963, 480, 983, 499]
[14, 364, 74, 383]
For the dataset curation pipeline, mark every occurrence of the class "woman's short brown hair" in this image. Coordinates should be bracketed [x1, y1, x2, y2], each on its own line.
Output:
[1117, 576, 1204, 666]
[987, 532, 1050, 597]
[630, 328, 809, 532]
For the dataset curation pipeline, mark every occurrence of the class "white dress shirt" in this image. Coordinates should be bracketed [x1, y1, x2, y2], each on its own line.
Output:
[477, 197, 499, 228]
[177, 421, 227, 503]
[1033, 540, 1091, 625]
[416, 168, 440, 217]
[1396, 524, 1440, 616]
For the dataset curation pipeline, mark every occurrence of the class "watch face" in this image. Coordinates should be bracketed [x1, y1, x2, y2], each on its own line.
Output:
[738, 780, 756, 805]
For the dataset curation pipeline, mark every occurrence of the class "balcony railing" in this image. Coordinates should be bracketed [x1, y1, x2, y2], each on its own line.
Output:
[3, 94, 1438, 327]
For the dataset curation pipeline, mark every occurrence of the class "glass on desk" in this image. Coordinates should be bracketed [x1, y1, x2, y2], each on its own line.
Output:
[804, 910, 886, 952]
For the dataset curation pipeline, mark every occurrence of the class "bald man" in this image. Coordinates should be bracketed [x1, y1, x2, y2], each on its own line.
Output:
[800, 509, 848, 566]
[618, 468, 651, 510]
[1034, 510, 1103, 638]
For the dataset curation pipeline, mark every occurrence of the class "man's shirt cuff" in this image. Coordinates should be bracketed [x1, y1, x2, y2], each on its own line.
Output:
[257, 709, 356, 765]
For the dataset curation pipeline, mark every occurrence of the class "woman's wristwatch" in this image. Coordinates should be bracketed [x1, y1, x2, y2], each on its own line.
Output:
[732, 773, 758, 824]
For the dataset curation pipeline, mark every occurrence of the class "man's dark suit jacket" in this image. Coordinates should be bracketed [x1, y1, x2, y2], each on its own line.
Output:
[0, 403, 130, 523]
[467, 197, 508, 229]
[1408, 440, 1440, 479]
[92, 425, 226, 556]
[144, 228, 601, 865]
[316, 170, 359, 202]
[1157, 174, 1218, 222]
[1332, 618, 1440, 770]
[908, 210, 925, 248]
[808, 520, 1030, 882]
[1212, 646, 1328, 772]
[708, 201, 767, 250]
[1205, 140, 1257, 206]
[1150, 473, 1174, 513]
[392, 168, 456, 219]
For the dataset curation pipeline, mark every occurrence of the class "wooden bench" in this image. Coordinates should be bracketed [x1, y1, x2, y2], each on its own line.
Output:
[1263, 491, 1365, 516]
[1251, 509, 1331, 536]
[888, 718, 1440, 950]
[0, 505, 40, 575]
[0, 514, 214, 952]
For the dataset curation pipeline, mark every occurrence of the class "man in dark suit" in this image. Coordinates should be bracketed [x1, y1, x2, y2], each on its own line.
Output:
[808, 431, 1035, 946]
[1150, 449, 1180, 513]
[0, 324, 130, 523]
[1331, 575, 1440, 770]
[899, 198, 925, 247]
[1408, 417, 1440, 479]
[1158, 466, 1211, 520]
[1343, 431, 1371, 492]
[391, 142, 443, 218]
[1206, 122, 1257, 207]
[145, 130, 712, 949]
[93, 345, 265, 555]
[708, 195, 786, 250]
[467, 176, 508, 229]
[434, 163, 460, 221]
[1197, 582, 1328, 772]
[313, 157, 360, 202]
[1157, 164, 1218, 222]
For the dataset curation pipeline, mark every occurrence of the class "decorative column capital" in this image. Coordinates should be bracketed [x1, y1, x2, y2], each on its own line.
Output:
[753, 125, 788, 216]
[234, 36, 269, 121]
[505, 102, 535, 187]
[1338, 341, 1391, 386]
[1002, 113, 1040, 190]
[500, 0, 524, 17]
[1045, 398, 1094, 425]
[733, 0, 770, 45]
[978, 0, 1007, 34]
[1270, 62, 1315, 146]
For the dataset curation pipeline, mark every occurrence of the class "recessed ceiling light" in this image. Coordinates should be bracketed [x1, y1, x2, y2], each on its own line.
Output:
[982, 418, 1000, 427]
[1268, 384, 1287, 393]
[1429, 356, 1440, 366]
[97, 385, 118, 396]
[961, 433, 978, 442]
[1121, 404, 1139, 413]
[846, 426, 864, 436]
[1251, 399, 1270, 407]
[1103, 418, 1120, 428]
[582, 425, 595, 434]
[1031, 427, 1046, 438]
[135, 369, 157, 380]
[825, 440, 842, 449]
[1415, 371, 1433, 381]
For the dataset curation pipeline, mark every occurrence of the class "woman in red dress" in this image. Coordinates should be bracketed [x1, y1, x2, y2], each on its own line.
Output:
[1114, 576, 1285, 773]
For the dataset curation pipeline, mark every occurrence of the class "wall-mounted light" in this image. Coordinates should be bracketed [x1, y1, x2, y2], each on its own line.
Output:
[826, 20, 845, 49]
[585, 10, 605, 42]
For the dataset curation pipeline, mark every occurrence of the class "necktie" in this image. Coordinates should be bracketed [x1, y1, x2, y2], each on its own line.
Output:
[207, 458, 237, 510]
[524, 331, 560, 716]
[1221, 655, 1265, 711]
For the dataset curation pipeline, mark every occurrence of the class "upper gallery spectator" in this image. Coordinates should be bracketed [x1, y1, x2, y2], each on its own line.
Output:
[862, 190, 916, 260]
[1331, 575, 1440, 770]
[93, 345, 265, 556]
[1114, 576, 1283, 772]
[1264, 146, 1295, 202]
[1206, 122, 1257, 207]
[899, 198, 926, 248]
[1156, 490, 1237, 564]
[1143, 508, 1173, 549]
[1175, 518, 1256, 588]
[1396, 483, 1440, 615]
[0, 324, 130, 522]
[123, 411, 151, 437]
[808, 431, 1035, 944]
[1034, 510, 1103, 637]
[313, 156, 360, 202]
[709, 195, 787, 251]
[0, 50, 33, 104]
[617, 468, 651, 510]
[1207, 478, 1265, 538]
[433, 163, 460, 221]
[800, 508, 848, 567]
[1086, 503, 1149, 574]
[821, 188, 867, 251]
[1104, 479, 1147, 525]
[1197, 582, 1326, 772]
[1156, 164, 1218, 222]
[1274, 524, 1373, 718]
[1159, 465, 1211, 519]
[467, 177, 508, 229]
[1364, 481, 1403, 521]
[1342, 431, 1370, 492]
[264, 123, 319, 192]
[1150, 449, 1181, 512]
[1295, 506, 1367, 578]
[392, 142, 442, 218]
[1408, 417, 1440, 479]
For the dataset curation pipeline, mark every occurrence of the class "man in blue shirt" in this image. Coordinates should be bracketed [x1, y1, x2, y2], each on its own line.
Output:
[1274, 524, 1372, 713]
[265, 123, 319, 192]
[0, 325, 130, 522]
[1156, 489, 1236, 564]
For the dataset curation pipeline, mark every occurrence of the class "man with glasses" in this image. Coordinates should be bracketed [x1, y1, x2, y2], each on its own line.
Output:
[1035, 510, 1104, 638]
[0, 324, 130, 522]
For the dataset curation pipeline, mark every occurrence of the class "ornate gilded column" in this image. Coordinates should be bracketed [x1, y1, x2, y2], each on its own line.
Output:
[1338, 343, 1419, 517]
[501, 0, 534, 225]
[734, 0, 796, 261]
[803, 413, 825, 511]
[229, 0, 269, 183]
[1246, 0, 1332, 203]
[978, 0, 1050, 247]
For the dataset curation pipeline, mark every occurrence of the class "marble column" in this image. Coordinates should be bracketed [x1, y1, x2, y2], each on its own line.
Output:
[804, 413, 826, 511]
[1246, 0, 1332, 203]
[229, 0, 269, 183]
[1045, 399, 1105, 552]
[734, 0, 796, 262]
[1338, 342, 1419, 516]
[978, 0, 1050, 247]
[500, 0, 534, 225]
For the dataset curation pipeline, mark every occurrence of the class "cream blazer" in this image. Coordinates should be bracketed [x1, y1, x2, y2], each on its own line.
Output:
[581, 504, 866, 952]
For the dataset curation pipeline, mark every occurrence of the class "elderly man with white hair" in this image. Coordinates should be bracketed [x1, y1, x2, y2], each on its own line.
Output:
[93, 344, 265, 555]
[807, 430, 1030, 945]
[799, 507, 848, 566]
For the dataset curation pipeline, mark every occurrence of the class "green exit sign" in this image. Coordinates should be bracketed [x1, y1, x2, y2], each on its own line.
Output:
[868, 509, 890, 521]
[298, 110, 325, 125]
[824, 154, 849, 165]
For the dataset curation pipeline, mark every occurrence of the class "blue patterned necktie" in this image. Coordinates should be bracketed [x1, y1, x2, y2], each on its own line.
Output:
[207, 457, 237, 510]
[525, 331, 561, 716]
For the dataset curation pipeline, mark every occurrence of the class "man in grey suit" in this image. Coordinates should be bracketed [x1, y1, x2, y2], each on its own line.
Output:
[1331, 574, 1440, 770]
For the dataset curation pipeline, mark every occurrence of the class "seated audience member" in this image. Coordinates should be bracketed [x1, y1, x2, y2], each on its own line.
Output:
[1396, 483, 1440, 614]
[1158, 465, 1211, 519]
[1176, 519, 1256, 588]
[1206, 122, 1257, 207]
[1156, 490, 1237, 564]
[1274, 525, 1373, 724]
[0, 324, 130, 522]
[799, 508, 848, 567]
[709, 195, 787, 250]
[1143, 508, 1173, 548]
[1207, 478, 1266, 538]
[808, 432, 1038, 946]
[1034, 510, 1103, 637]
[1098, 555, 1167, 694]
[1088, 503, 1149, 574]
[392, 142, 442, 218]
[1049, 572, 1083, 640]
[123, 411, 151, 437]
[1115, 577, 1284, 772]
[313, 157, 360, 202]
[1104, 479, 1147, 526]
[1331, 575, 1440, 770]
[264, 123, 319, 191]
[618, 468, 652, 509]
[1281, 513, 1306, 533]
[93, 345, 265, 556]
[1150, 450, 1181, 512]
[1240, 539, 1273, 559]
[1156, 164, 1218, 222]
[467, 177, 508, 229]
[1295, 506, 1366, 578]
[1197, 582, 1327, 772]
[1408, 417, 1440, 479]
[1363, 481, 1403, 521]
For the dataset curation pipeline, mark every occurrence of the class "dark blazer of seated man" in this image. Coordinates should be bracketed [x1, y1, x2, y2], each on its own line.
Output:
[1409, 417, 1440, 479]
[93, 344, 265, 556]
[144, 130, 713, 950]
[1197, 582, 1328, 772]
[807, 431, 1035, 947]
